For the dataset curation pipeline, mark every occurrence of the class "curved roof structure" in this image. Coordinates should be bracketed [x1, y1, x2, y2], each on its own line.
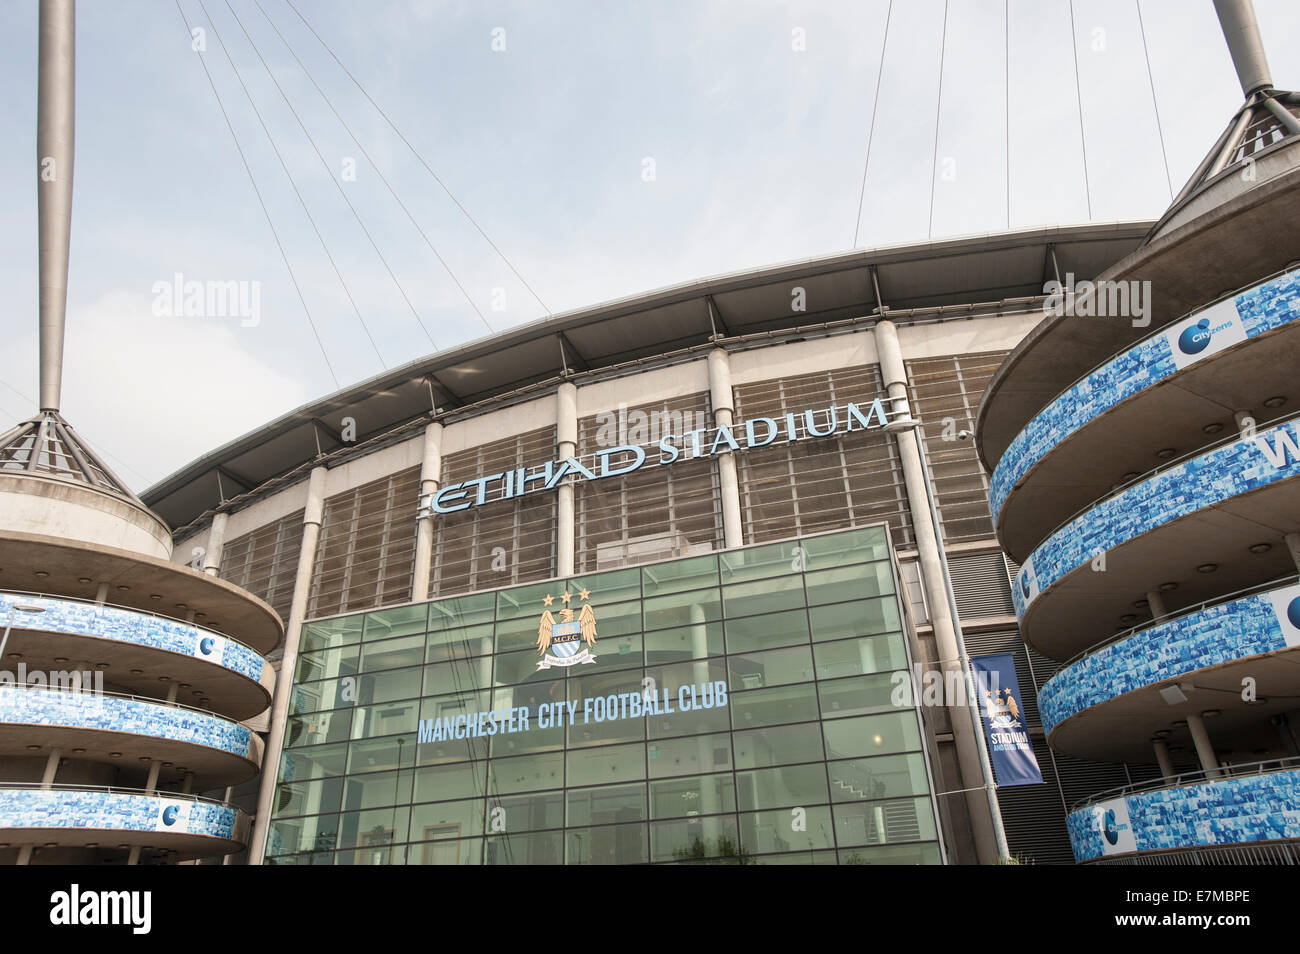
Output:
[142, 220, 1153, 531]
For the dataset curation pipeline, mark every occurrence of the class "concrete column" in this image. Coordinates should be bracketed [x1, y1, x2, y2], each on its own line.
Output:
[1234, 409, 1254, 434]
[411, 421, 444, 602]
[126, 757, 164, 866]
[93, 581, 109, 605]
[40, 747, 61, 787]
[1152, 738, 1175, 778]
[708, 349, 744, 550]
[15, 747, 62, 865]
[203, 512, 229, 576]
[1187, 713, 1220, 777]
[874, 319, 1002, 865]
[1146, 589, 1167, 621]
[556, 383, 578, 577]
[1284, 533, 1300, 573]
[249, 465, 328, 864]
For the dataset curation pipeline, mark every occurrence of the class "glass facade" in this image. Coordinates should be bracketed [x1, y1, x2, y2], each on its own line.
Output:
[268, 525, 942, 865]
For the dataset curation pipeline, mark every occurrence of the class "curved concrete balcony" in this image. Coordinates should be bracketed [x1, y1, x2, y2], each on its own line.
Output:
[1013, 412, 1300, 659]
[977, 147, 1300, 477]
[0, 592, 272, 720]
[1067, 761, 1300, 863]
[989, 266, 1300, 560]
[0, 531, 283, 654]
[1038, 580, 1300, 762]
[0, 685, 263, 790]
[0, 784, 250, 858]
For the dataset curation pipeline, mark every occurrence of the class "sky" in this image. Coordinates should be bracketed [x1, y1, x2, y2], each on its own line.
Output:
[0, 0, 1296, 493]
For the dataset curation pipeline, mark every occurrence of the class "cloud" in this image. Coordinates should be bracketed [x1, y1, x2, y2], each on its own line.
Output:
[56, 288, 313, 492]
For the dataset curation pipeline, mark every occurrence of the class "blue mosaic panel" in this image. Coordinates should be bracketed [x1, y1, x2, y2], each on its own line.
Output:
[989, 268, 1300, 523]
[0, 686, 257, 761]
[0, 787, 240, 840]
[1067, 769, 1300, 861]
[1039, 591, 1290, 735]
[1012, 416, 1300, 619]
[0, 592, 265, 683]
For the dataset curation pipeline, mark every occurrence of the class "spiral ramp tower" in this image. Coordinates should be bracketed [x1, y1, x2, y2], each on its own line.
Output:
[0, 0, 282, 865]
[977, 0, 1300, 864]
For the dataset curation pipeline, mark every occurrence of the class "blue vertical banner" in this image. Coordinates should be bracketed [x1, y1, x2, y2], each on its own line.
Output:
[970, 653, 1043, 787]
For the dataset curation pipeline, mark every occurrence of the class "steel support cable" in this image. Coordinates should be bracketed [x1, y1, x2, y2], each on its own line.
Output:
[196, 0, 388, 369]
[853, 0, 893, 248]
[1135, 0, 1175, 200]
[1067, 0, 1094, 218]
[1005, 0, 1011, 228]
[171, 0, 340, 388]
[221, 0, 441, 351]
[280, 0, 547, 319]
[927, 0, 949, 239]
[256, 0, 496, 335]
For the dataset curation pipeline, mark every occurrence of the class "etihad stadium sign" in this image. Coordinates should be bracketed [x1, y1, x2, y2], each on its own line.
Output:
[418, 397, 890, 516]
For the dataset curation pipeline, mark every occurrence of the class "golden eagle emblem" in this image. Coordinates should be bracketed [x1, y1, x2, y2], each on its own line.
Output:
[535, 590, 598, 669]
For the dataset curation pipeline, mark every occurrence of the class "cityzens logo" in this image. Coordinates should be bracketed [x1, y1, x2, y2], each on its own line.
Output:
[1288, 596, 1300, 630]
[1177, 317, 1234, 355]
[1019, 572, 1031, 600]
[199, 637, 215, 656]
[1103, 808, 1129, 846]
[161, 805, 179, 827]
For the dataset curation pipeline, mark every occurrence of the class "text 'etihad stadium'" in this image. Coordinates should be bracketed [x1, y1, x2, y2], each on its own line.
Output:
[419, 397, 891, 515]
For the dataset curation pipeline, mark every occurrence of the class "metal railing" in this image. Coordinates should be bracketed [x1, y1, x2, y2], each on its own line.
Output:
[0, 588, 264, 660]
[0, 781, 243, 811]
[1070, 756, 1300, 814]
[1028, 406, 1300, 558]
[1052, 572, 1300, 673]
[1001, 261, 1300, 470]
[0, 679, 251, 727]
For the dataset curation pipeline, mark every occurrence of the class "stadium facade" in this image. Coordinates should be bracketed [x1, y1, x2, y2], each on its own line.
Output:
[144, 218, 1164, 865]
[4, 0, 1297, 866]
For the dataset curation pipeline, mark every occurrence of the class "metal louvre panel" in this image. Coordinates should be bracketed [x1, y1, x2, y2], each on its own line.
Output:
[219, 509, 304, 623]
[310, 467, 421, 617]
[906, 352, 1007, 544]
[733, 367, 912, 546]
[432, 426, 558, 596]
[947, 550, 1015, 619]
[575, 393, 722, 572]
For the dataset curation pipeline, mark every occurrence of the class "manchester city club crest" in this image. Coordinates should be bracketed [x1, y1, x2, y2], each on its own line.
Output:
[536, 588, 598, 670]
[983, 687, 1022, 729]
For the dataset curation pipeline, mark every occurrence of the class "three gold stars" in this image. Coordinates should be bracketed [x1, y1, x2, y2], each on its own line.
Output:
[543, 587, 593, 607]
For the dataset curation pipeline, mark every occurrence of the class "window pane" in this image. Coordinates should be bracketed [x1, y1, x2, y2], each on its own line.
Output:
[643, 621, 724, 662]
[733, 721, 824, 769]
[724, 608, 810, 654]
[833, 796, 937, 846]
[727, 645, 815, 690]
[817, 672, 904, 718]
[822, 711, 922, 759]
[651, 815, 741, 862]
[566, 783, 646, 826]
[808, 597, 901, 642]
[647, 732, 732, 779]
[735, 764, 828, 811]
[739, 804, 834, 853]
[565, 823, 648, 864]
[827, 753, 931, 802]
[649, 773, 736, 819]
[812, 633, 908, 677]
[565, 742, 645, 787]
[729, 683, 820, 730]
